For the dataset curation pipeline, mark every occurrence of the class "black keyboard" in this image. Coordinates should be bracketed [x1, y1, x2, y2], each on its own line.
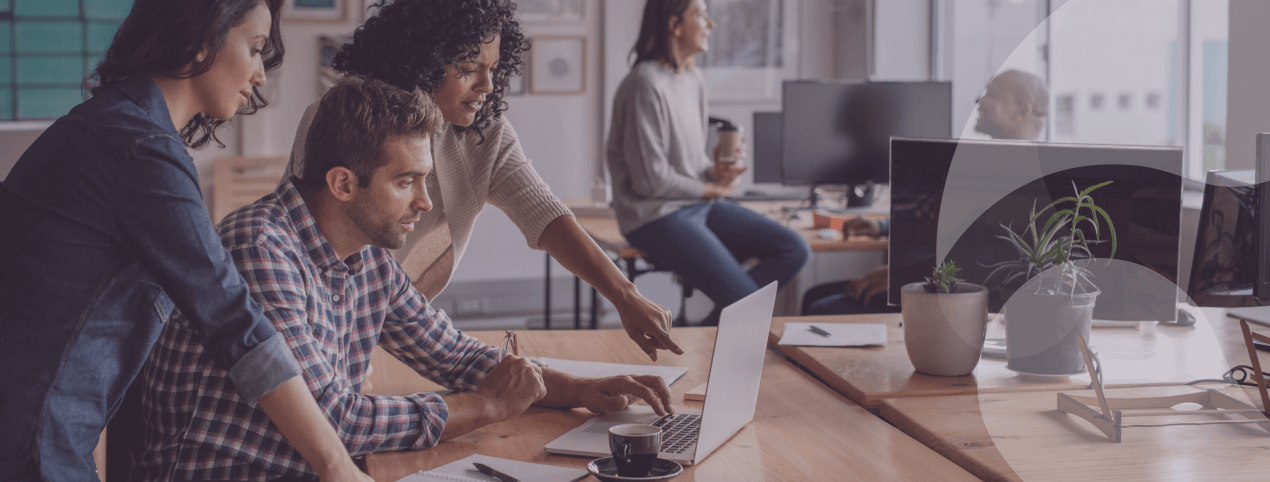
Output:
[651, 413, 701, 454]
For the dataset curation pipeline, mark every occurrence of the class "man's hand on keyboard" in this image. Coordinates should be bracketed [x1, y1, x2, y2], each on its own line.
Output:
[578, 375, 674, 416]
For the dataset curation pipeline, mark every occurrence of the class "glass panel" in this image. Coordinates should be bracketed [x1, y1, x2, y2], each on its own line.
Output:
[0, 1, 11, 14]
[17, 87, 79, 119]
[0, 88, 12, 119]
[85, 53, 102, 76]
[0, 55, 10, 85]
[1047, 0, 1182, 147]
[86, 22, 119, 53]
[17, 55, 83, 84]
[16, 22, 83, 52]
[84, 0, 132, 20]
[15, 0, 78, 17]
[0, 23, 10, 51]
[1190, 0, 1229, 178]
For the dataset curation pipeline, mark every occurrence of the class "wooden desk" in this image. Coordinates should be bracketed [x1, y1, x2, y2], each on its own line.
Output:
[880, 384, 1270, 482]
[768, 310, 1238, 409]
[364, 328, 980, 481]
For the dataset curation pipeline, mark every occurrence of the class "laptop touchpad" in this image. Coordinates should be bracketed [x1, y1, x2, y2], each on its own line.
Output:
[582, 420, 623, 434]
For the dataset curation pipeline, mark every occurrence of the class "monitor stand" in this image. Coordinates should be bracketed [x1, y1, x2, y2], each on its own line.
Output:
[846, 181, 876, 208]
[805, 182, 876, 209]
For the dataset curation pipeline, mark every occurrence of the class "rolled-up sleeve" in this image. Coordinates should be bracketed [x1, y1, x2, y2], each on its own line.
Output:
[112, 135, 300, 401]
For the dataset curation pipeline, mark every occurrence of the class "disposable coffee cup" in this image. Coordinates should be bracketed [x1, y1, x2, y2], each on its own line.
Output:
[716, 124, 744, 164]
[609, 423, 661, 477]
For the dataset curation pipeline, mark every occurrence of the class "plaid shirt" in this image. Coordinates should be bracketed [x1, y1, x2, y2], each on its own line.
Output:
[138, 179, 500, 481]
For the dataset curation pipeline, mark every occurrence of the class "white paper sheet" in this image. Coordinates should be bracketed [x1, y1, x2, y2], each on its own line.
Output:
[396, 454, 588, 482]
[778, 322, 887, 347]
[536, 357, 689, 387]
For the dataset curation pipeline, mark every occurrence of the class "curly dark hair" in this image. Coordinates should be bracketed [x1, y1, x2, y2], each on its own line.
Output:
[87, 0, 285, 150]
[332, 0, 528, 144]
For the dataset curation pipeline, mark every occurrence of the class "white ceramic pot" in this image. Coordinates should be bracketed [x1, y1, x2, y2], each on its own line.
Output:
[900, 282, 990, 376]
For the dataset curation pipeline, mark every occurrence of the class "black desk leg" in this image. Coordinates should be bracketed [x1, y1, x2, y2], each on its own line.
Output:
[573, 276, 581, 330]
[544, 253, 551, 330]
[590, 287, 599, 329]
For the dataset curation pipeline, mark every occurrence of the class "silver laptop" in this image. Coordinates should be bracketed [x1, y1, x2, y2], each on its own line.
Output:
[544, 282, 778, 465]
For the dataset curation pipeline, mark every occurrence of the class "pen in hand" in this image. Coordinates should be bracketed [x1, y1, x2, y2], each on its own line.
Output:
[808, 325, 831, 338]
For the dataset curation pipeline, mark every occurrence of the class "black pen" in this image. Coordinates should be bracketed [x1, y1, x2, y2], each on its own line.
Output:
[474, 463, 521, 482]
[808, 325, 832, 338]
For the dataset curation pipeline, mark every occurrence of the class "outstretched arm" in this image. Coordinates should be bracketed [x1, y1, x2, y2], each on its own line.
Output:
[535, 366, 674, 416]
[538, 214, 684, 361]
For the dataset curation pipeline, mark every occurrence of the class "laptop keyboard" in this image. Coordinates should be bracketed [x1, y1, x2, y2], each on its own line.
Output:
[652, 413, 701, 454]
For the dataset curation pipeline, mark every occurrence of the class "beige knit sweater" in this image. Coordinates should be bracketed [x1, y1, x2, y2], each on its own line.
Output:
[286, 101, 572, 300]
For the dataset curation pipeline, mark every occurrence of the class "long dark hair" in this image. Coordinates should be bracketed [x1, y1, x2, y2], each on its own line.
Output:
[631, 0, 693, 71]
[86, 0, 285, 149]
[332, 0, 528, 144]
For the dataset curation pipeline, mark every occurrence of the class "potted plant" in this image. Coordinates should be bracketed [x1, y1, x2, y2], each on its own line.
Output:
[900, 261, 990, 376]
[986, 181, 1117, 375]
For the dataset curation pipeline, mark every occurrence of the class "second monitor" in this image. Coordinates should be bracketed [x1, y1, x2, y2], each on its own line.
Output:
[781, 80, 952, 189]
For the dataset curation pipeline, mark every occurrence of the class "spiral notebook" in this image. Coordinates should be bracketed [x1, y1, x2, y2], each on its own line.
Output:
[394, 454, 588, 482]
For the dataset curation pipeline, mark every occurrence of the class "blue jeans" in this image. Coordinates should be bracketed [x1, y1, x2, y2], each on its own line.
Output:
[625, 201, 809, 318]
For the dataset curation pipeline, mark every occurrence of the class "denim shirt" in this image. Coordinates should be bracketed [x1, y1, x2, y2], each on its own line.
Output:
[0, 75, 302, 481]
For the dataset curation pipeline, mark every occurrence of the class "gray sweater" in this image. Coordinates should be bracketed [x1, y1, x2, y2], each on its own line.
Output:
[606, 61, 712, 235]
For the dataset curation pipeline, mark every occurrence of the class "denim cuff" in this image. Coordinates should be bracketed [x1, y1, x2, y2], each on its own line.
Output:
[227, 332, 303, 402]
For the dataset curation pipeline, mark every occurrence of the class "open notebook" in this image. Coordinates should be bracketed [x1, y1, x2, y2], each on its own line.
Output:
[394, 454, 588, 482]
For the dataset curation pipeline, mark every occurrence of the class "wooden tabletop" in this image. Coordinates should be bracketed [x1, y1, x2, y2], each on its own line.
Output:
[363, 328, 980, 481]
[767, 309, 1243, 409]
[879, 384, 1270, 482]
[570, 202, 888, 259]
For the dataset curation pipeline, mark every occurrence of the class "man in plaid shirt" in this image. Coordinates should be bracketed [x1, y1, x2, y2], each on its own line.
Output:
[137, 76, 674, 481]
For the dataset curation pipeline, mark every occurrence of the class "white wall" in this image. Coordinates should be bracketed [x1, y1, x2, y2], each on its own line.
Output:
[1225, 0, 1270, 170]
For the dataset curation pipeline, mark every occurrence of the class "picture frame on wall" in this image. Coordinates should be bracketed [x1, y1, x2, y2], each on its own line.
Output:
[283, 0, 349, 23]
[516, 0, 585, 22]
[530, 36, 586, 95]
[318, 35, 351, 98]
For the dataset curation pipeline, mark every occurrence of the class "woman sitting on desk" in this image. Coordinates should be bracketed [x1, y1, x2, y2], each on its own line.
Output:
[607, 0, 809, 325]
[286, 0, 681, 360]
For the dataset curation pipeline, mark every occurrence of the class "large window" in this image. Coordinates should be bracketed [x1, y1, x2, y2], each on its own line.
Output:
[0, 0, 130, 120]
[948, 0, 1228, 180]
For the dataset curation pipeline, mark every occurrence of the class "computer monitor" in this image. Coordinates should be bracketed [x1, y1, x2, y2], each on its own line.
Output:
[752, 111, 783, 184]
[781, 81, 951, 189]
[1187, 169, 1256, 306]
[888, 138, 1184, 322]
[1191, 132, 1270, 308]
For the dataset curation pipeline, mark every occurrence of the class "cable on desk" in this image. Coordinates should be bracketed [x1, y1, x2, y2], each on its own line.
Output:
[1184, 365, 1270, 387]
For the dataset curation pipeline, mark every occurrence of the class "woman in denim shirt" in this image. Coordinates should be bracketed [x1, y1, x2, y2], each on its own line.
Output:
[0, 1, 367, 481]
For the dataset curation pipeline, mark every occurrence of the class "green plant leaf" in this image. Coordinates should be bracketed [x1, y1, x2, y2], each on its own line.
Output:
[1088, 204, 1118, 259]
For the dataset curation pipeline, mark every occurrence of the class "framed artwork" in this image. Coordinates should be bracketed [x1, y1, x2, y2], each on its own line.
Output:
[530, 36, 586, 94]
[516, 0, 585, 22]
[318, 35, 351, 97]
[699, 0, 796, 102]
[283, 0, 349, 23]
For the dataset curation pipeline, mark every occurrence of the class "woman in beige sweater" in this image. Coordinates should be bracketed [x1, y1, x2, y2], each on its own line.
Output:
[285, 0, 680, 359]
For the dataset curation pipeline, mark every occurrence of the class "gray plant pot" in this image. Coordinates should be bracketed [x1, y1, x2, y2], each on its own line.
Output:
[1003, 288, 1100, 375]
[900, 282, 990, 377]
